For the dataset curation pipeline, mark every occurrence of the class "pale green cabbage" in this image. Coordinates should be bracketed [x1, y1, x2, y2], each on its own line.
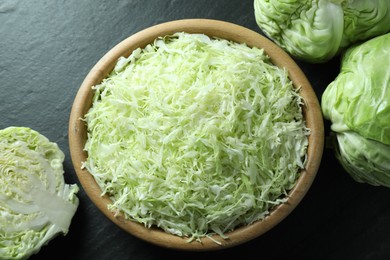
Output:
[254, 0, 390, 63]
[0, 127, 79, 259]
[84, 32, 309, 241]
[322, 33, 390, 186]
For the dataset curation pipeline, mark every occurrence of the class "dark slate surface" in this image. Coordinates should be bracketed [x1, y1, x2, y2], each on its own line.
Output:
[1, 1, 389, 259]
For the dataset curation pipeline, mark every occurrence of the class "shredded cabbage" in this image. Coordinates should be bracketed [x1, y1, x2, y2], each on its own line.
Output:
[0, 127, 79, 259]
[84, 32, 309, 241]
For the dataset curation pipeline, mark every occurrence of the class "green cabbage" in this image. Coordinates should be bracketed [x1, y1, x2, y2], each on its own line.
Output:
[0, 127, 79, 259]
[322, 33, 390, 187]
[254, 0, 390, 63]
[84, 32, 309, 241]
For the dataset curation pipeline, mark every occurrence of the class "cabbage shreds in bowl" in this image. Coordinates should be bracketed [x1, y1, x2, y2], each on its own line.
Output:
[83, 32, 309, 242]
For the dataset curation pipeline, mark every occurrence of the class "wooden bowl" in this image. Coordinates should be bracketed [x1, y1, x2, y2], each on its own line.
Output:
[69, 19, 324, 251]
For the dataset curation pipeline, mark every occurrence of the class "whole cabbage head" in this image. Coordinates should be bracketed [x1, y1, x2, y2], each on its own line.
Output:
[0, 127, 79, 260]
[321, 33, 390, 187]
[254, 0, 390, 63]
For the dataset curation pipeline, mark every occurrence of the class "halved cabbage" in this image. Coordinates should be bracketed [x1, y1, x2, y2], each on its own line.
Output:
[0, 127, 79, 259]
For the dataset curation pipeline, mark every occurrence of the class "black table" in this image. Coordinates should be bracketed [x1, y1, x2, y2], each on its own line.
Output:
[1, 1, 390, 259]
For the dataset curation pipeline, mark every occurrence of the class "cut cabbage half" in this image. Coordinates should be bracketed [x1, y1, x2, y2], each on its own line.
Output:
[0, 127, 79, 259]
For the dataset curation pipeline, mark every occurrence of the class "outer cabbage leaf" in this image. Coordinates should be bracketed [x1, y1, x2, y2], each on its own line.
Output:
[342, 0, 390, 47]
[322, 33, 390, 187]
[334, 132, 390, 187]
[254, 0, 390, 63]
[0, 127, 79, 260]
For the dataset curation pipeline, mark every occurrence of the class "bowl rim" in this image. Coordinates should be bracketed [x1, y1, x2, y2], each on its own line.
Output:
[68, 18, 324, 251]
